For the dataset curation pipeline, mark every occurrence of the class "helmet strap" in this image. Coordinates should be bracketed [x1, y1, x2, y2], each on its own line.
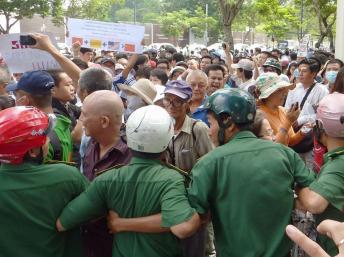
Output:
[216, 115, 233, 146]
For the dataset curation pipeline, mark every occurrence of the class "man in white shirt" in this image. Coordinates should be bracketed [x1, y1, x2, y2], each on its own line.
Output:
[285, 57, 328, 167]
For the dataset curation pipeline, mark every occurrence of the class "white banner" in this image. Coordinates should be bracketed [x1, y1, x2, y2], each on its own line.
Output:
[67, 18, 145, 54]
[0, 33, 60, 73]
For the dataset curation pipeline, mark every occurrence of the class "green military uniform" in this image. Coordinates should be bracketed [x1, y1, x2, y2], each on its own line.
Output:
[309, 146, 344, 256]
[59, 157, 196, 257]
[46, 114, 73, 162]
[188, 131, 316, 257]
[0, 162, 89, 257]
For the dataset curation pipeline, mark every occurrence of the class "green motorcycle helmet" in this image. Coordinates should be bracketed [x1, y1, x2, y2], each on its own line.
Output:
[205, 88, 256, 145]
[263, 58, 282, 73]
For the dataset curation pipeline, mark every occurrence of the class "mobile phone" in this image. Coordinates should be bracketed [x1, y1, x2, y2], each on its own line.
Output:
[20, 35, 37, 46]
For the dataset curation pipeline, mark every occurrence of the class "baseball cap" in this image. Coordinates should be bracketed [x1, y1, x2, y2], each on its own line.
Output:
[100, 57, 115, 66]
[15, 71, 55, 95]
[164, 80, 192, 100]
[231, 59, 254, 71]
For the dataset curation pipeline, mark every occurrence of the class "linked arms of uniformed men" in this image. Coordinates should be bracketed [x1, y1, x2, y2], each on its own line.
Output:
[106, 210, 202, 239]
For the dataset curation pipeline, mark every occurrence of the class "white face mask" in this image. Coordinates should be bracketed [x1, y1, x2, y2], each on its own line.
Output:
[127, 95, 146, 113]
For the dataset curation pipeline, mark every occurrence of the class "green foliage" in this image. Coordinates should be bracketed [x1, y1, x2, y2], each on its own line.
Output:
[159, 9, 190, 41]
[0, 0, 64, 33]
[188, 6, 217, 38]
[114, 7, 134, 22]
[253, 0, 299, 40]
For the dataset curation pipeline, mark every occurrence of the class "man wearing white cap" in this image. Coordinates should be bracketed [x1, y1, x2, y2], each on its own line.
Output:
[231, 59, 255, 92]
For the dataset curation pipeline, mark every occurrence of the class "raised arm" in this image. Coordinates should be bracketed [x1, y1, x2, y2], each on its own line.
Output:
[30, 33, 81, 84]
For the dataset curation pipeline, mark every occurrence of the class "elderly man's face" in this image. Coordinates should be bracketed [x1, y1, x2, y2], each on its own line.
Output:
[188, 75, 208, 101]
[80, 100, 100, 138]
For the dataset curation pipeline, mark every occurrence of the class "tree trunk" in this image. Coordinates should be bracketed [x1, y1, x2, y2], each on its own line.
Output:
[224, 23, 234, 48]
[328, 29, 334, 51]
[219, 0, 245, 50]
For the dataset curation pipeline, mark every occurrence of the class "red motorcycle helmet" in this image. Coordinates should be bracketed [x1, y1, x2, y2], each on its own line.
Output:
[0, 106, 52, 164]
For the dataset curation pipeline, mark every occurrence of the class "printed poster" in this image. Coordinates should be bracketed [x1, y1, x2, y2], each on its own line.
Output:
[0, 33, 60, 73]
[67, 18, 145, 54]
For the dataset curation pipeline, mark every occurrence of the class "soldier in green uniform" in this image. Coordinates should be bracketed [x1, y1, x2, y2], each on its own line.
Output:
[56, 105, 201, 257]
[0, 106, 88, 257]
[187, 88, 315, 257]
[297, 93, 344, 256]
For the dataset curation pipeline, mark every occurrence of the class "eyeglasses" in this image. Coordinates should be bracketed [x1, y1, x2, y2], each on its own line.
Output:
[163, 98, 186, 108]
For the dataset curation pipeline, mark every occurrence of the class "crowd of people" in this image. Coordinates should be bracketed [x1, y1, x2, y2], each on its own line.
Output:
[0, 32, 344, 257]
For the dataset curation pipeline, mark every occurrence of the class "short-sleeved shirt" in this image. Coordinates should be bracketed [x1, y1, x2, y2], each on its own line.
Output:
[188, 131, 315, 257]
[309, 146, 344, 256]
[59, 157, 196, 257]
[0, 162, 89, 257]
[285, 82, 328, 125]
[191, 97, 209, 126]
[166, 115, 213, 172]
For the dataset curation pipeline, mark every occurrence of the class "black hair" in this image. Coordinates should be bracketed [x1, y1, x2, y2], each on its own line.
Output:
[80, 47, 93, 54]
[298, 57, 321, 74]
[157, 59, 170, 69]
[130, 149, 162, 159]
[243, 69, 253, 80]
[204, 64, 225, 77]
[201, 55, 213, 62]
[272, 49, 282, 56]
[46, 70, 65, 87]
[134, 55, 148, 71]
[287, 62, 298, 77]
[28, 93, 52, 109]
[172, 53, 185, 63]
[72, 58, 89, 70]
[314, 53, 329, 66]
[23, 148, 44, 164]
[332, 67, 344, 93]
[327, 58, 344, 68]
[151, 68, 169, 85]
[0, 95, 15, 110]
[115, 53, 128, 60]
[136, 66, 152, 80]
[255, 48, 261, 54]
[290, 52, 297, 61]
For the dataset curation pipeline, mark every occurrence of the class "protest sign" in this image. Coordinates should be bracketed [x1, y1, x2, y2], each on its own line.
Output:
[0, 33, 60, 73]
[298, 34, 310, 57]
[67, 18, 145, 54]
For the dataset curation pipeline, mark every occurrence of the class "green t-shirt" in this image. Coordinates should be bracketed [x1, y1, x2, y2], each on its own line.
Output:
[60, 157, 195, 257]
[309, 146, 344, 256]
[188, 131, 315, 257]
[0, 162, 89, 257]
[46, 114, 73, 162]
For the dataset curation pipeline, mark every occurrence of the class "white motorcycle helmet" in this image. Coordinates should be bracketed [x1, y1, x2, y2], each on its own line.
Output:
[126, 105, 174, 153]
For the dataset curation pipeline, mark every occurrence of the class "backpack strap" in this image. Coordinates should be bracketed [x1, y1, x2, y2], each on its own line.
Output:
[191, 120, 199, 142]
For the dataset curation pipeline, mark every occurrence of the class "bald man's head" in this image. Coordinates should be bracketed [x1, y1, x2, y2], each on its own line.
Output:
[81, 90, 124, 138]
